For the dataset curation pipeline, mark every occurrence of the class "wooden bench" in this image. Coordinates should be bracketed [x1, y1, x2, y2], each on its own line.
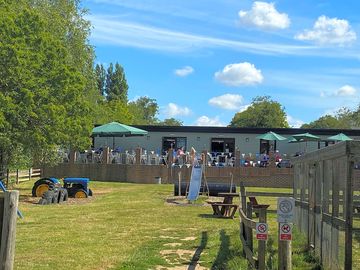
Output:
[207, 201, 238, 218]
[248, 197, 270, 218]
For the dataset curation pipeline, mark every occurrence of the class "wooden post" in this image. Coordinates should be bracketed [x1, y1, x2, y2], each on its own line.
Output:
[5, 169, 9, 188]
[103, 147, 110, 164]
[15, 170, 19, 185]
[69, 150, 76, 164]
[178, 172, 181, 196]
[240, 182, 246, 211]
[344, 158, 354, 269]
[258, 206, 269, 270]
[235, 149, 241, 168]
[278, 224, 292, 270]
[0, 190, 19, 270]
[245, 202, 253, 252]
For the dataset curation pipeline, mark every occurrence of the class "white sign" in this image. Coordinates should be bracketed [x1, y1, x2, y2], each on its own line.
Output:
[256, 222, 268, 240]
[277, 197, 295, 223]
[279, 223, 292, 241]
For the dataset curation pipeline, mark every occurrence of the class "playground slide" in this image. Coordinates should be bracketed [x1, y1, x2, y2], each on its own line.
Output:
[187, 165, 203, 201]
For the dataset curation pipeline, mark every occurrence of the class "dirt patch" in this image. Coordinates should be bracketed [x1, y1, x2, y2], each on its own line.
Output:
[159, 236, 179, 240]
[155, 265, 208, 270]
[181, 237, 196, 241]
[164, 243, 182, 247]
[156, 248, 208, 270]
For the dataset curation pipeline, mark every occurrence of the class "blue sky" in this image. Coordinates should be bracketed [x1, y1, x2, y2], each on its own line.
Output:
[83, 0, 360, 127]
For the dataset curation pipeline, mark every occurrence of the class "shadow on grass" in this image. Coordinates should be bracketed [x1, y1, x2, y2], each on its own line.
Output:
[211, 230, 231, 270]
[198, 213, 218, 219]
[187, 231, 208, 270]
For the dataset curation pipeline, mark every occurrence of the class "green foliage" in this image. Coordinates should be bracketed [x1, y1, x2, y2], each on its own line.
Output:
[0, 1, 97, 167]
[158, 118, 183, 126]
[94, 100, 133, 125]
[105, 62, 128, 102]
[301, 115, 348, 129]
[95, 64, 106, 96]
[229, 96, 289, 128]
[129, 96, 159, 125]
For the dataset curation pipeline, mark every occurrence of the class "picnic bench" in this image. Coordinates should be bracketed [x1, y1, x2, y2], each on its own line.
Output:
[207, 192, 239, 219]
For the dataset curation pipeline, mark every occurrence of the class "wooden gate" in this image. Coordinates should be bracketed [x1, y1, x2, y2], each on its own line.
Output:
[293, 141, 360, 270]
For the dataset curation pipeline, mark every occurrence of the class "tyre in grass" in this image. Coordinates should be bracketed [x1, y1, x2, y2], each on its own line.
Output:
[58, 188, 68, 203]
[32, 178, 52, 197]
[52, 188, 60, 203]
[40, 190, 55, 204]
[74, 189, 88, 198]
[88, 188, 93, 196]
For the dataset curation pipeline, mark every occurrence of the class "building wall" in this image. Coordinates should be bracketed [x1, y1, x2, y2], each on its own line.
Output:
[93, 130, 351, 157]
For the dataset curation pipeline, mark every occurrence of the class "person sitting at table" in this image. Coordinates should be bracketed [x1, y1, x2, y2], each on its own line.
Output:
[275, 150, 282, 168]
[260, 152, 269, 167]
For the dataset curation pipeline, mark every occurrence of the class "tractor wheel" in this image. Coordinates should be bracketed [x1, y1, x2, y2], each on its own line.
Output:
[38, 198, 48, 205]
[74, 189, 88, 198]
[58, 188, 68, 203]
[88, 189, 93, 196]
[32, 179, 52, 197]
[41, 190, 55, 204]
[52, 189, 60, 204]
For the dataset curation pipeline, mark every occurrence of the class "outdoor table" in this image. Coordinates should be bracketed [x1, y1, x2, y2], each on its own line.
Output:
[208, 192, 239, 218]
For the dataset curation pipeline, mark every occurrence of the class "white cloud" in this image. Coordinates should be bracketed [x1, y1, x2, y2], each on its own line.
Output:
[335, 85, 357, 96]
[208, 94, 244, 110]
[215, 62, 263, 86]
[295, 16, 356, 46]
[88, 15, 360, 59]
[286, 115, 304, 128]
[238, 1, 290, 30]
[195, 116, 224, 126]
[164, 103, 191, 118]
[321, 85, 357, 97]
[174, 66, 194, 77]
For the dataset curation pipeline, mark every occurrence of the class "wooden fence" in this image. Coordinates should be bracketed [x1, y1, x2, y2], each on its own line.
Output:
[239, 183, 295, 269]
[0, 191, 19, 270]
[4, 168, 41, 187]
[292, 141, 360, 270]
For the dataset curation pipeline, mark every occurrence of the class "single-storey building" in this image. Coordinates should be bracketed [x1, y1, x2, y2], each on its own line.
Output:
[93, 125, 360, 157]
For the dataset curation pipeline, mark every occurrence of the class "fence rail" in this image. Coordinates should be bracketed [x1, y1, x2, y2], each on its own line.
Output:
[4, 168, 41, 187]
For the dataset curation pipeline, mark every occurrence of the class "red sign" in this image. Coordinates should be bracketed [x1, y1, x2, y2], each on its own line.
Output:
[256, 223, 268, 240]
[279, 223, 292, 241]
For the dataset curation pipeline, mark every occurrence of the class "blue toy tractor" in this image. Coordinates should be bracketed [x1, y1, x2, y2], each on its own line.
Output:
[32, 177, 92, 204]
[63, 178, 93, 198]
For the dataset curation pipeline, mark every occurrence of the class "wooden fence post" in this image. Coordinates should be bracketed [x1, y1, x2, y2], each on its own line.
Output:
[245, 202, 253, 253]
[258, 206, 269, 270]
[5, 169, 9, 188]
[0, 190, 19, 270]
[15, 170, 19, 185]
[278, 224, 292, 270]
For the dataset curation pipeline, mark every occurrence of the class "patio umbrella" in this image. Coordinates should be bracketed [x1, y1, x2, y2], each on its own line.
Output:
[256, 131, 287, 141]
[291, 132, 320, 153]
[327, 133, 353, 141]
[92, 122, 148, 149]
[292, 132, 320, 141]
[256, 131, 287, 153]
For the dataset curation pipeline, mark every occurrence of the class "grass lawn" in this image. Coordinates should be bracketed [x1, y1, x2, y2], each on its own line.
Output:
[13, 181, 318, 270]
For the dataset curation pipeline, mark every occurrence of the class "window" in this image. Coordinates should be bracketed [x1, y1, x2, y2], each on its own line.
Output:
[162, 137, 187, 154]
[211, 138, 235, 154]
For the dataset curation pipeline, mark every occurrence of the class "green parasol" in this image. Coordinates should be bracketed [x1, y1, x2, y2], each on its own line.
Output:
[256, 131, 287, 141]
[327, 133, 353, 141]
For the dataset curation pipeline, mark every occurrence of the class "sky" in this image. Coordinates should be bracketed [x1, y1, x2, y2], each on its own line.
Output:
[83, 0, 360, 127]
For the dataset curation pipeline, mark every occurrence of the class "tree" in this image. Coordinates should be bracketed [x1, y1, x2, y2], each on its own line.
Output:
[128, 97, 159, 125]
[229, 96, 289, 128]
[105, 62, 128, 102]
[159, 118, 183, 126]
[95, 64, 106, 96]
[0, 1, 97, 167]
[301, 115, 348, 129]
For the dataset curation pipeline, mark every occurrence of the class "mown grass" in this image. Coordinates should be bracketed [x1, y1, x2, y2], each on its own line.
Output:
[13, 181, 318, 269]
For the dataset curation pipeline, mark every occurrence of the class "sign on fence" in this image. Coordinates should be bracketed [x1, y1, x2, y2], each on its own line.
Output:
[277, 197, 295, 222]
[256, 222, 268, 240]
[279, 222, 292, 241]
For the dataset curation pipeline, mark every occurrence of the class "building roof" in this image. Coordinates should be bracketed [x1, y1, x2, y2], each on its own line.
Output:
[133, 125, 360, 136]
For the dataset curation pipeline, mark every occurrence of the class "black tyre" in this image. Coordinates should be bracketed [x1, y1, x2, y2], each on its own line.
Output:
[32, 178, 52, 197]
[88, 189, 93, 196]
[58, 188, 68, 203]
[42, 190, 55, 204]
[52, 188, 60, 204]
[38, 198, 48, 205]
